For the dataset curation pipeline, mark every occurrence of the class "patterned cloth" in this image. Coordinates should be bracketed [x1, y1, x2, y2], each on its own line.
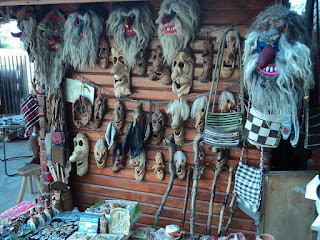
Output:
[244, 107, 281, 148]
[234, 149, 264, 213]
[0, 201, 35, 219]
[21, 95, 39, 136]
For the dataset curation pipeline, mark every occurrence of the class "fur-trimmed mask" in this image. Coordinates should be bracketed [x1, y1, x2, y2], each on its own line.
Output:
[174, 150, 186, 180]
[112, 100, 125, 134]
[94, 138, 107, 168]
[111, 47, 132, 98]
[156, 0, 201, 65]
[149, 45, 172, 85]
[151, 108, 166, 145]
[171, 50, 194, 97]
[69, 133, 89, 176]
[243, 5, 314, 117]
[191, 96, 207, 132]
[62, 8, 103, 70]
[166, 99, 190, 146]
[106, 2, 154, 70]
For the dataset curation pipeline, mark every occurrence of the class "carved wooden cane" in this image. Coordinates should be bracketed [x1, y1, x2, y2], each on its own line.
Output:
[181, 167, 193, 230]
[206, 148, 228, 235]
[153, 134, 175, 228]
[190, 133, 203, 234]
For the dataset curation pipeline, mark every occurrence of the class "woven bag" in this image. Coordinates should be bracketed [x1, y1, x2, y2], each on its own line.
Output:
[204, 29, 244, 148]
[234, 148, 264, 213]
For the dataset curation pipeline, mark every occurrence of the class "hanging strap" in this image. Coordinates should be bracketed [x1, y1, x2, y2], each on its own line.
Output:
[239, 146, 264, 169]
[205, 29, 244, 119]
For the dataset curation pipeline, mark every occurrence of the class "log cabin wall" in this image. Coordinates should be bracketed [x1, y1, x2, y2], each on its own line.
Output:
[34, 0, 277, 239]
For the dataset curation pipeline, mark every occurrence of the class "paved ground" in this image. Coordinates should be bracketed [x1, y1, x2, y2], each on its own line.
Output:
[0, 139, 40, 213]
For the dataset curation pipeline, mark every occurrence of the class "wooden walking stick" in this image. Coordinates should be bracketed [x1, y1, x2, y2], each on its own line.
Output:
[223, 194, 237, 236]
[153, 134, 175, 228]
[206, 148, 228, 235]
[181, 167, 193, 230]
[190, 133, 203, 234]
[218, 165, 234, 237]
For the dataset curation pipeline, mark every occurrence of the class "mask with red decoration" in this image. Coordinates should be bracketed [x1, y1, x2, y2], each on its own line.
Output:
[106, 2, 154, 70]
[156, 0, 201, 65]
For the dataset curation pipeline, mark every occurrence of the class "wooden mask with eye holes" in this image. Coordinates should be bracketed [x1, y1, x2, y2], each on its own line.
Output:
[149, 45, 172, 85]
[199, 39, 213, 83]
[133, 50, 147, 75]
[220, 30, 239, 78]
[152, 150, 165, 180]
[171, 50, 194, 97]
[111, 47, 132, 98]
[112, 100, 125, 134]
[93, 93, 106, 129]
[69, 133, 89, 176]
[112, 143, 124, 172]
[99, 35, 110, 69]
[94, 138, 107, 168]
[151, 108, 166, 145]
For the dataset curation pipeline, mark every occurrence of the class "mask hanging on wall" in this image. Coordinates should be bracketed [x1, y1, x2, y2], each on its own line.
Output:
[93, 93, 106, 129]
[218, 91, 235, 113]
[152, 151, 165, 180]
[112, 100, 125, 135]
[62, 7, 103, 70]
[111, 47, 132, 98]
[72, 95, 92, 128]
[166, 99, 190, 146]
[191, 96, 208, 132]
[151, 108, 166, 145]
[69, 133, 89, 176]
[35, 8, 66, 93]
[99, 34, 110, 69]
[156, 0, 201, 65]
[199, 39, 213, 83]
[132, 50, 147, 75]
[171, 49, 194, 97]
[112, 143, 125, 172]
[106, 2, 154, 71]
[149, 45, 172, 85]
[11, 6, 37, 61]
[243, 5, 314, 147]
[94, 138, 107, 168]
[174, 150, 186, 180]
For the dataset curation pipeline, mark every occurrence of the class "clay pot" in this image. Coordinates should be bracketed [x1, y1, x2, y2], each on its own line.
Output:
[256, 234, 275, 240]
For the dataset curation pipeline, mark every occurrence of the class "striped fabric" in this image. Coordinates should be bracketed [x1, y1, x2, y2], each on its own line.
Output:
[21, 95, 39, 135]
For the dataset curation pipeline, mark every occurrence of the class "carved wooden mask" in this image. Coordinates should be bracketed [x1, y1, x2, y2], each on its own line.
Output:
[171, 50, 194, 97]
[149, 45, 171, 85]
[69, 133, 89, 176]
[199, 39, 213, 83]
[174, 150, 186, 180]
[93, 94, 106, 129]
[221, 30, 239, 78]
[152, 151, 165, 180]
[72, 96, 92, 128]
[151, 108, 165, 145]
[112, 100, 125, 134]
[99, 35, 110, 69]
[112, 143, 124, 172]
[94, 138, 107, 168]
[111, 47, 132, 98]
[133, 50, 147, 75]
[132, 150, 146, 181]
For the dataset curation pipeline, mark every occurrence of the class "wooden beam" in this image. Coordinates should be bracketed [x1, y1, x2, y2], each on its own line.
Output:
[0, 0, 148, 7]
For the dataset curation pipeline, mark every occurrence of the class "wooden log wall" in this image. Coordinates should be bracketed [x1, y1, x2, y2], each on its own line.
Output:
[36, 0, 276, 239]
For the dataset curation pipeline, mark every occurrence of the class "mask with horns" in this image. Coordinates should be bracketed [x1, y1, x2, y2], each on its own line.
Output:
[106, 2, 154, 71]
[156, 0, 201, 65]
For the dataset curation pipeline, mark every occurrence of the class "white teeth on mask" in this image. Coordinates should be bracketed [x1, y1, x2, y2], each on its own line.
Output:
[270, 67, 273, 72]
[263, 67, 266, 70]
[266, 66, 270, 72]
[274, 67, 277, 71]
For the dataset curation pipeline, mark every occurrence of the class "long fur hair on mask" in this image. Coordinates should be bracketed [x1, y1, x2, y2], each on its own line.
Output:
[243, 5, 314, 118]
[156, 0, 201, 65]
[62, 8, 103, 70]
[106, 3, 154, 69]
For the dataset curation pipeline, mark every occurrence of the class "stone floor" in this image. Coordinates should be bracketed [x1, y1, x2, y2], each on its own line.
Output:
[0, 139, 40, 213]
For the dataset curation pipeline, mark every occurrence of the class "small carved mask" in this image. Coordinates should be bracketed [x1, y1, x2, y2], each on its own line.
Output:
[94, 139, 107, 168]
[218, 91, 236, 113]
[174, 151, 186, 180]
[149, 45, 172, 85]
[191, 96, 208, 133]
[171, 50, 194, 97]
[93, 94, 106, 129]
[112, 143, 124, 172]
[132, 104, 143, 127]
[72, 96, 92, 128]
[112, 100, 125, 134]
[99, 35, 110, 69]
[111, 47, 132, 98]
[152, 151, 165, 180]
[132, 150, 146, 181]
[199, 39, 213, 83]
[151, 108, 166, 145]
[69, 133, 89, 176]
[133, 50, 147, 75]
[220, 30, 239, 78]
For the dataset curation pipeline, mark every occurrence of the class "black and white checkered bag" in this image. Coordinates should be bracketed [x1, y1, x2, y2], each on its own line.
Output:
[244, 107, 282, 148]
[234, 148, 264, 213]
